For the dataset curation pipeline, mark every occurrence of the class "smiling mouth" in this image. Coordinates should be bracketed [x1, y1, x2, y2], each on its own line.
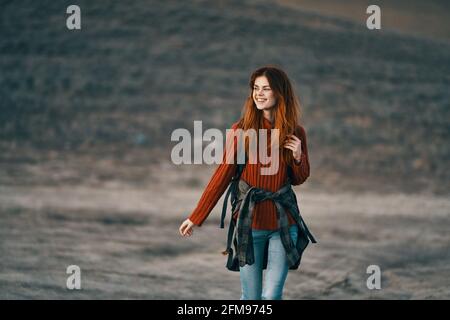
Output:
[256, 99, 267, 102]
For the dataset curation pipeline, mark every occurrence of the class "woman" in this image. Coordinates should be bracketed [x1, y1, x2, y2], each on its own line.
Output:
[178, 65, 315, 300]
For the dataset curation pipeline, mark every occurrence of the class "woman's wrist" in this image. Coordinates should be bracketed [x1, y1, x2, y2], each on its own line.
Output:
[294, 157, 301, 164]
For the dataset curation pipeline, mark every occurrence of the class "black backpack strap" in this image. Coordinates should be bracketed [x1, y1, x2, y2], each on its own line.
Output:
[219, 163, 245, 229]
[220, 181, 235, 229]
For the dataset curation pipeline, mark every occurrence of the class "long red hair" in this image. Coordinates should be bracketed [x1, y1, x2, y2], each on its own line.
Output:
[237, 65, 302, 165]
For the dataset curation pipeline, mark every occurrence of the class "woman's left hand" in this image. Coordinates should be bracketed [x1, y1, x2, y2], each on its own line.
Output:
[283, 134, 302, 162]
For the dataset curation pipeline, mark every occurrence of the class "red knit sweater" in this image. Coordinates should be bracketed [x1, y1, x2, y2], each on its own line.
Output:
[189, 117, 310, 230]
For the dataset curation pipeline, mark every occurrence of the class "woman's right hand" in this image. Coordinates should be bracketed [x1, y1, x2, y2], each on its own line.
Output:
[179, 218, 195, 237]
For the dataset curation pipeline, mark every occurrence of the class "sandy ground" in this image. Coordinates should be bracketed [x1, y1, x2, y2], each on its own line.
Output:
[1, 177, 449, 300]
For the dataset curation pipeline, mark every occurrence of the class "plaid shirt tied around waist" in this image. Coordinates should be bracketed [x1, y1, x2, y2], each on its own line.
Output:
[221, 178, 317, 271]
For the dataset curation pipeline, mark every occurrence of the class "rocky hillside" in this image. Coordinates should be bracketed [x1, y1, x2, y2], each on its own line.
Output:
[1, 0, 449, 194]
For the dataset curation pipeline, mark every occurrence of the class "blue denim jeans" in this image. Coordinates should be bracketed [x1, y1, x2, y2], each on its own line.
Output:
[239, 225, 298, 300]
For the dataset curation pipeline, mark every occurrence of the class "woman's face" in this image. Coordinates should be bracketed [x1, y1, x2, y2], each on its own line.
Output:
[253, 76, 276, 111]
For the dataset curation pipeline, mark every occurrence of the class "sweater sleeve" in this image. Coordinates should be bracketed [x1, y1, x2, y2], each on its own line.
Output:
[290, 125, 310, 185]
[188, 122, 240, 226]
